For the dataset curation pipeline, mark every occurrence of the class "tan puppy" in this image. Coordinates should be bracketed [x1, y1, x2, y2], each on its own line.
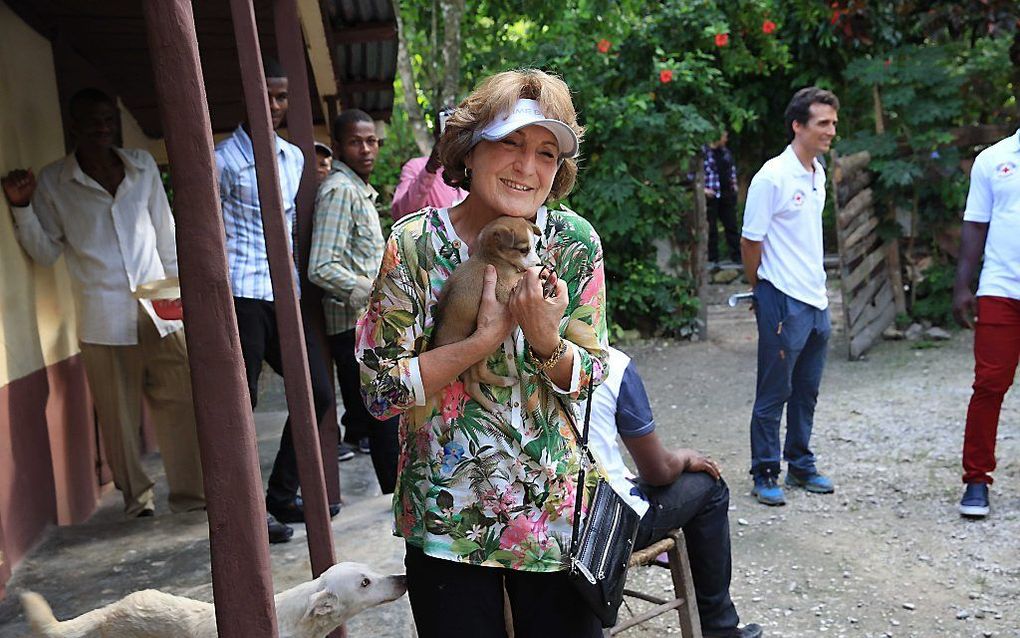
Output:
[20, 561, 407, 638]
[432, 215, 542, 408]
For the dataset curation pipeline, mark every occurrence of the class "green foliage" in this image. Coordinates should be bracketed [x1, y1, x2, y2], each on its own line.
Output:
[386, 0, 1019, 336]
[387, 0, 791, 336]
[911, 262, 956, 327]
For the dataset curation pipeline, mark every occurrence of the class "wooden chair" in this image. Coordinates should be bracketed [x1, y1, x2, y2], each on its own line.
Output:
[605, 529, 703, 637]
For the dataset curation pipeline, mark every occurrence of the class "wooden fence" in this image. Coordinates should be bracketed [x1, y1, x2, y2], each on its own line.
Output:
[830, 150, 904, 359]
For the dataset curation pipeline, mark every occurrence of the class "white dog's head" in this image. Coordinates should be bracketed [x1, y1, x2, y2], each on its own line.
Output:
[300, 562, 407, 628]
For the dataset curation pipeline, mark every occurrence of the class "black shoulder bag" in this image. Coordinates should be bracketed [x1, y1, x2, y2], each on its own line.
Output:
[565, 389, 642, 628]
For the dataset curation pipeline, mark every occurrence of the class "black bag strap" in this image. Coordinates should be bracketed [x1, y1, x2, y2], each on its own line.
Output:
[568, 388, 595, 557]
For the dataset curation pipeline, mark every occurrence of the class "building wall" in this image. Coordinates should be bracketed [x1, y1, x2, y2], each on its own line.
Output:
[0, 2, 102, 597]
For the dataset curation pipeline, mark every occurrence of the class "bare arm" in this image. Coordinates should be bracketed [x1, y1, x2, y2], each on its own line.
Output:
[740, 237, 762, 289]
[952, 221, 989, 329]
[621, 433, 721, 486]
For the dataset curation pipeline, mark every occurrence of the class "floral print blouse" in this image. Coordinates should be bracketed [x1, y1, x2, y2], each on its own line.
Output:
[356, 206, 609, 572]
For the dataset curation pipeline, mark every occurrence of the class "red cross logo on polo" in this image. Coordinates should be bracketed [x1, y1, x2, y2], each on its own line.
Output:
[996, 162, 1015, 177]
[792, 190, 806, 207]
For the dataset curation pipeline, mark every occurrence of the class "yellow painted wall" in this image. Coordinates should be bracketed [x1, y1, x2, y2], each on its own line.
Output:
[0, 3, 79, 386]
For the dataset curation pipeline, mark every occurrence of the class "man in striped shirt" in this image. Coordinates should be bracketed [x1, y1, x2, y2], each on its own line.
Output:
[309, 109, 399, 494]
[214, 58, 336, 543]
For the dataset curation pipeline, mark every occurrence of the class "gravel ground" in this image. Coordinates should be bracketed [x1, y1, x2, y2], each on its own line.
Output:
[615, 281, 1020, 638]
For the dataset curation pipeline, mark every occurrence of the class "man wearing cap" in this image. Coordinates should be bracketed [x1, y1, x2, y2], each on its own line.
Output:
[741, 87, 839, 506]
[391, 106, 467, 221]
[309, 109, 399, 493]
[952, 128, 1020, 519]
[2, 88, 204, 518]
[215, 58, 337, 543]
[314, 141, 333, 185]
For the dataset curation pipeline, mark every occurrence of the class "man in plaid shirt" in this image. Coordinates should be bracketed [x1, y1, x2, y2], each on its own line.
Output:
[309, 109, 399, 493]
[703, 130, 741, 264]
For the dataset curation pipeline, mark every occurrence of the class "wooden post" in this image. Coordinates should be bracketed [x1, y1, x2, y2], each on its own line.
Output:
[228, 0, 336, 577]
[274, 0, 342, 512]
[692, 156, 708, 340]
[141, 2, 278, 635]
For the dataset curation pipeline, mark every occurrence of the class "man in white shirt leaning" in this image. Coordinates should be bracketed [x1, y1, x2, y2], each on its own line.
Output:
[740, 87, 839, 506]
[2, 88, 204, 518]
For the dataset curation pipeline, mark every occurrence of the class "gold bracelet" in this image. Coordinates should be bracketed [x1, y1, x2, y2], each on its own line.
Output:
[532, 338, 568, 373]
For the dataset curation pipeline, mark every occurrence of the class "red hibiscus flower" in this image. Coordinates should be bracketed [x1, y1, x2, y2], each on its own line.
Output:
[762, 20, 777, 34]
[715, 33, 730, 47]
[597, 38, 611, 53]
[659, 69, 673, 84]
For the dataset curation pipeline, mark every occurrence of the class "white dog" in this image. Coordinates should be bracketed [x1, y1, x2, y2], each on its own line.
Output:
[21, 561, 407, 638]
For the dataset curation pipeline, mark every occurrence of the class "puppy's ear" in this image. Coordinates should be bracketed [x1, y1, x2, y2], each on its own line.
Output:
[529, 222, 541, 236]
[491, 226, 513, 248]
[303, 589, 339, 619]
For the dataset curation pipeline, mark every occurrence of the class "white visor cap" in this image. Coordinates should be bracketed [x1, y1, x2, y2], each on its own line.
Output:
[472, 98, 579, 159]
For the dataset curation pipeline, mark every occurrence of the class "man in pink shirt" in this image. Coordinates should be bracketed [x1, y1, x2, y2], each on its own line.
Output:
[390, 106, 467, 220]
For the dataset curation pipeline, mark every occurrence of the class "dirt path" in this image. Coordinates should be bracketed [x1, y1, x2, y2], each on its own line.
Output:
[618, 282, 1019, 638]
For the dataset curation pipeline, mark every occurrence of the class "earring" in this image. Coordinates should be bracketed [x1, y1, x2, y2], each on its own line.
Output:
[464, 167, 472, 179]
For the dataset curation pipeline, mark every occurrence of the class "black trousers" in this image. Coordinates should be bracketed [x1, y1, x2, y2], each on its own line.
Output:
[328, 328, 399, 494]
[404, 544, 603, 638]
[706, 191, 740, 262]
[635, 472, 740, 633]
[233, 297, 335, 508]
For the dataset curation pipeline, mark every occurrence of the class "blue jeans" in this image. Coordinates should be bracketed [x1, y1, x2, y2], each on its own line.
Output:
[749, 280, 831, 479]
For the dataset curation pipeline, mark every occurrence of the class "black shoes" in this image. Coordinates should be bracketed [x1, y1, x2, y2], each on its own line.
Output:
[704, 623, 764, 638]
[267, 514, 293, 544]
[268, 497, 341, 524]
[338, 442, 356, 462]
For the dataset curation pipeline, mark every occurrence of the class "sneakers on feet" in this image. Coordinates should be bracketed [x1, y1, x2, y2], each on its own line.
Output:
[267, 514, 293, 544]
[785, 471, 834, 494]
[358, 437, 371, 455]
[959, 483, 989, 518]
[704, 623, 764, 638]
[752, 475, 785, 506]
[337, 442, 356, 462]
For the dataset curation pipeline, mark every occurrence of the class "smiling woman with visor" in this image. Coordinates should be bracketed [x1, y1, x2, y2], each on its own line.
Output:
[356, 69, 609, 637]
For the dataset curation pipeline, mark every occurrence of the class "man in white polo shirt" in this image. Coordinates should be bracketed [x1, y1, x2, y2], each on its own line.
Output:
[952, 129, 1020, 519]
[740, 87, 839, 506]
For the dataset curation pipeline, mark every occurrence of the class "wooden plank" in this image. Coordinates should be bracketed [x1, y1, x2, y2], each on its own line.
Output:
[844, 216, 879, 251]
[849, 279, 893, 329]
[837, 187, 873, 229]
[885, 241, 906, 314]
[844, 249, 886, 293]
[834, 150, 871, 182]
[837, 170, 873, 208]
[844, 269, 884, 323]
[849, 298, 897, 359]
[842, 228, 881, 268]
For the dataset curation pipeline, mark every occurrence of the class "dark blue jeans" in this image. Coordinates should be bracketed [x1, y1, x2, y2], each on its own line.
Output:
[635, 473, 740, 633]
[749, 280, 831, 479]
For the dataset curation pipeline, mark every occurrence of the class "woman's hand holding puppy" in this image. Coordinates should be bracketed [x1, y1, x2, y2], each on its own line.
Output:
[471, 264, 518, 352]
[509, 267, 573, 388]
[509, 266, 567, 358]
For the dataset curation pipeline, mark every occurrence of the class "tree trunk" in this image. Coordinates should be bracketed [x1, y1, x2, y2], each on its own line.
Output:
[438, 0, 465, 107]
[391, 0, 432, 155]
